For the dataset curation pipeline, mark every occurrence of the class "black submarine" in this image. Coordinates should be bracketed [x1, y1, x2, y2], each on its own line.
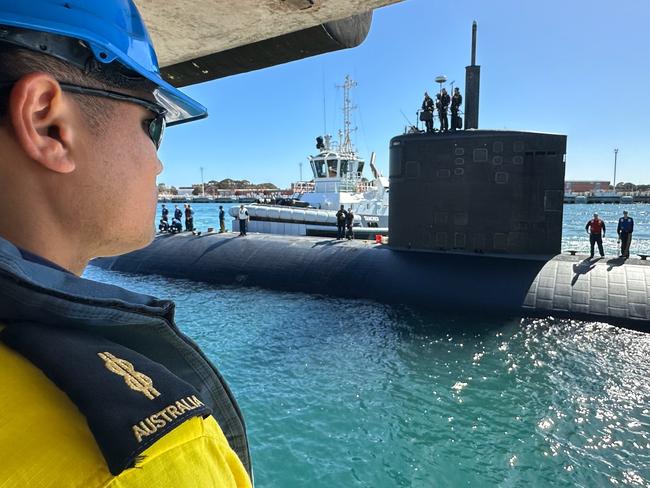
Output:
[93, 23, 650, 331]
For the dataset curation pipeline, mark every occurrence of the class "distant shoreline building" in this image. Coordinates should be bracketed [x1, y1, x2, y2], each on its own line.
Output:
[177, 186, 195, 197]
[565, 181, 610, 194]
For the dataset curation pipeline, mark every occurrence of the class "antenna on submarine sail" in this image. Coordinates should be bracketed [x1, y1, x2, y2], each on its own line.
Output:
[464, 21, 480, 129]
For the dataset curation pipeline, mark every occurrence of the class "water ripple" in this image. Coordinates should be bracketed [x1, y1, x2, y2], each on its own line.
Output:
[84, 264, 650, 488]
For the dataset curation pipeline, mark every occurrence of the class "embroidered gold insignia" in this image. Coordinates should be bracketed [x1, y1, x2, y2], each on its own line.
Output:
[98, 351, 161, 400]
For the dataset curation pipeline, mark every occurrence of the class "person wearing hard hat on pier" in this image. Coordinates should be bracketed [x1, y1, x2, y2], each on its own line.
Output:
[0, 1, 252, 486]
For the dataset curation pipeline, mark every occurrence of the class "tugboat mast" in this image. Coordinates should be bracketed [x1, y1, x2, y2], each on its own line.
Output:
[337, 75, 358, 156]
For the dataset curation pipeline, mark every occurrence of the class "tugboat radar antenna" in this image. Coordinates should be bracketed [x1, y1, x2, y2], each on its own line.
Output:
[337, 75, 358, 156]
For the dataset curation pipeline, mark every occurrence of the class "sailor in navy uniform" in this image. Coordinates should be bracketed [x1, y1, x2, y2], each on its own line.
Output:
[437, 88, 450, 132]
[450, 87, 462, 131]
[421, 92, 435, 133]
[617, 210, 634, 258]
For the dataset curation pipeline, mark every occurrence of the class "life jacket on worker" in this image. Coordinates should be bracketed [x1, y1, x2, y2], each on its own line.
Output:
[0, 237, 252, 482]
[588, 218, 604, 234]
[0, 0, 248, 480]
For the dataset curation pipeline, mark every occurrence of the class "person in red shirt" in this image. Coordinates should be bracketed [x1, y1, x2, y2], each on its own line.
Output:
[585, 212, 606, 259]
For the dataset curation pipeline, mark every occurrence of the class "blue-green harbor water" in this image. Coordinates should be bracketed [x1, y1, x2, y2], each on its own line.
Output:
[85, 204, 650, 487]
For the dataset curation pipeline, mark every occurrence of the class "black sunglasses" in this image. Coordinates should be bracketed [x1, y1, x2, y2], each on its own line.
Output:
[0, 81, 167, 149]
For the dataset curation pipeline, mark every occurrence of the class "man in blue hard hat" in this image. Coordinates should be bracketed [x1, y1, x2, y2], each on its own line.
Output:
[0, 1, 252, 486]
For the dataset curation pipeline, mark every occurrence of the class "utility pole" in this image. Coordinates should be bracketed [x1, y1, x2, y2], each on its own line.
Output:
[299, 162, 303, 182]
[613, 148, 618, 191]
[200, 166, 205, 196]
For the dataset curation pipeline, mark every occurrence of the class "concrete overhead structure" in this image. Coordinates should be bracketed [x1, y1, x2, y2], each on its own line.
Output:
[135, 0, 402, 86]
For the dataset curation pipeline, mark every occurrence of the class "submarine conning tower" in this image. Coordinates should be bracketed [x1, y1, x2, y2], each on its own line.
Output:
[389, 131, 567, 258]
[389, 21, 567, 259]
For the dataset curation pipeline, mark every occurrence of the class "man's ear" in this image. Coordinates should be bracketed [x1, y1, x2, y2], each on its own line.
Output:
[9, 73, 76, 174]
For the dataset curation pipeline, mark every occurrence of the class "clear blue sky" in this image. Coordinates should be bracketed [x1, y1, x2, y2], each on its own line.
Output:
[157, 0, 650, 188]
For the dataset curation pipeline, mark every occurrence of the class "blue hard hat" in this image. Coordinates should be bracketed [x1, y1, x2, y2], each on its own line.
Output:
[0, 0, 207, 126]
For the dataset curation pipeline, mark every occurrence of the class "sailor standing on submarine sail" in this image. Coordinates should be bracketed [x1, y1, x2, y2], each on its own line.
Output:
[0, 1, 252, 486]
[437, 88, 450, 132]
[585, 212, 606, 259]
[421, 91, 435, 133]
[450, 87, 462, 131]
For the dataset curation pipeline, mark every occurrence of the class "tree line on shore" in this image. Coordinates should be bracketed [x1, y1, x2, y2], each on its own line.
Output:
[158, 179, 279, 195]
[614, 182, 650, 192]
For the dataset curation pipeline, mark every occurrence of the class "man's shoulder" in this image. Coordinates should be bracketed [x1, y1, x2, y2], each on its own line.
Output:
[0, 333, 251, 487]
[0, 323, 212, 474]
[0, 339, 111, 485]
[122, 416, 251, 487]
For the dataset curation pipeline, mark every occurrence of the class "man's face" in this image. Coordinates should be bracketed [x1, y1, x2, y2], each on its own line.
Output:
[72, 101, 162, 256]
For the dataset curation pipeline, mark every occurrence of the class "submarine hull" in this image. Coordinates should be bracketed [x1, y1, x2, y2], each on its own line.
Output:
[92, 233, 650, 331]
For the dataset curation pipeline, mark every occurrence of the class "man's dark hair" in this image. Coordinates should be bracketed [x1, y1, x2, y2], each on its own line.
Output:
[0, 44, 155, 132]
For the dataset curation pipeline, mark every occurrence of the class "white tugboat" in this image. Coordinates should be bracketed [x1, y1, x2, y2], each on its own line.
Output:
[230, 75, 389, 239]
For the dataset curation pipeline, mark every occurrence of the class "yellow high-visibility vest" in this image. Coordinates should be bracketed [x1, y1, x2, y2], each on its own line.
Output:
[0, 338, 253, 488]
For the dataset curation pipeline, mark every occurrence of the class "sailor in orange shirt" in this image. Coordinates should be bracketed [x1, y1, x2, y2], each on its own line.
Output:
[585, 212, 606, 259]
